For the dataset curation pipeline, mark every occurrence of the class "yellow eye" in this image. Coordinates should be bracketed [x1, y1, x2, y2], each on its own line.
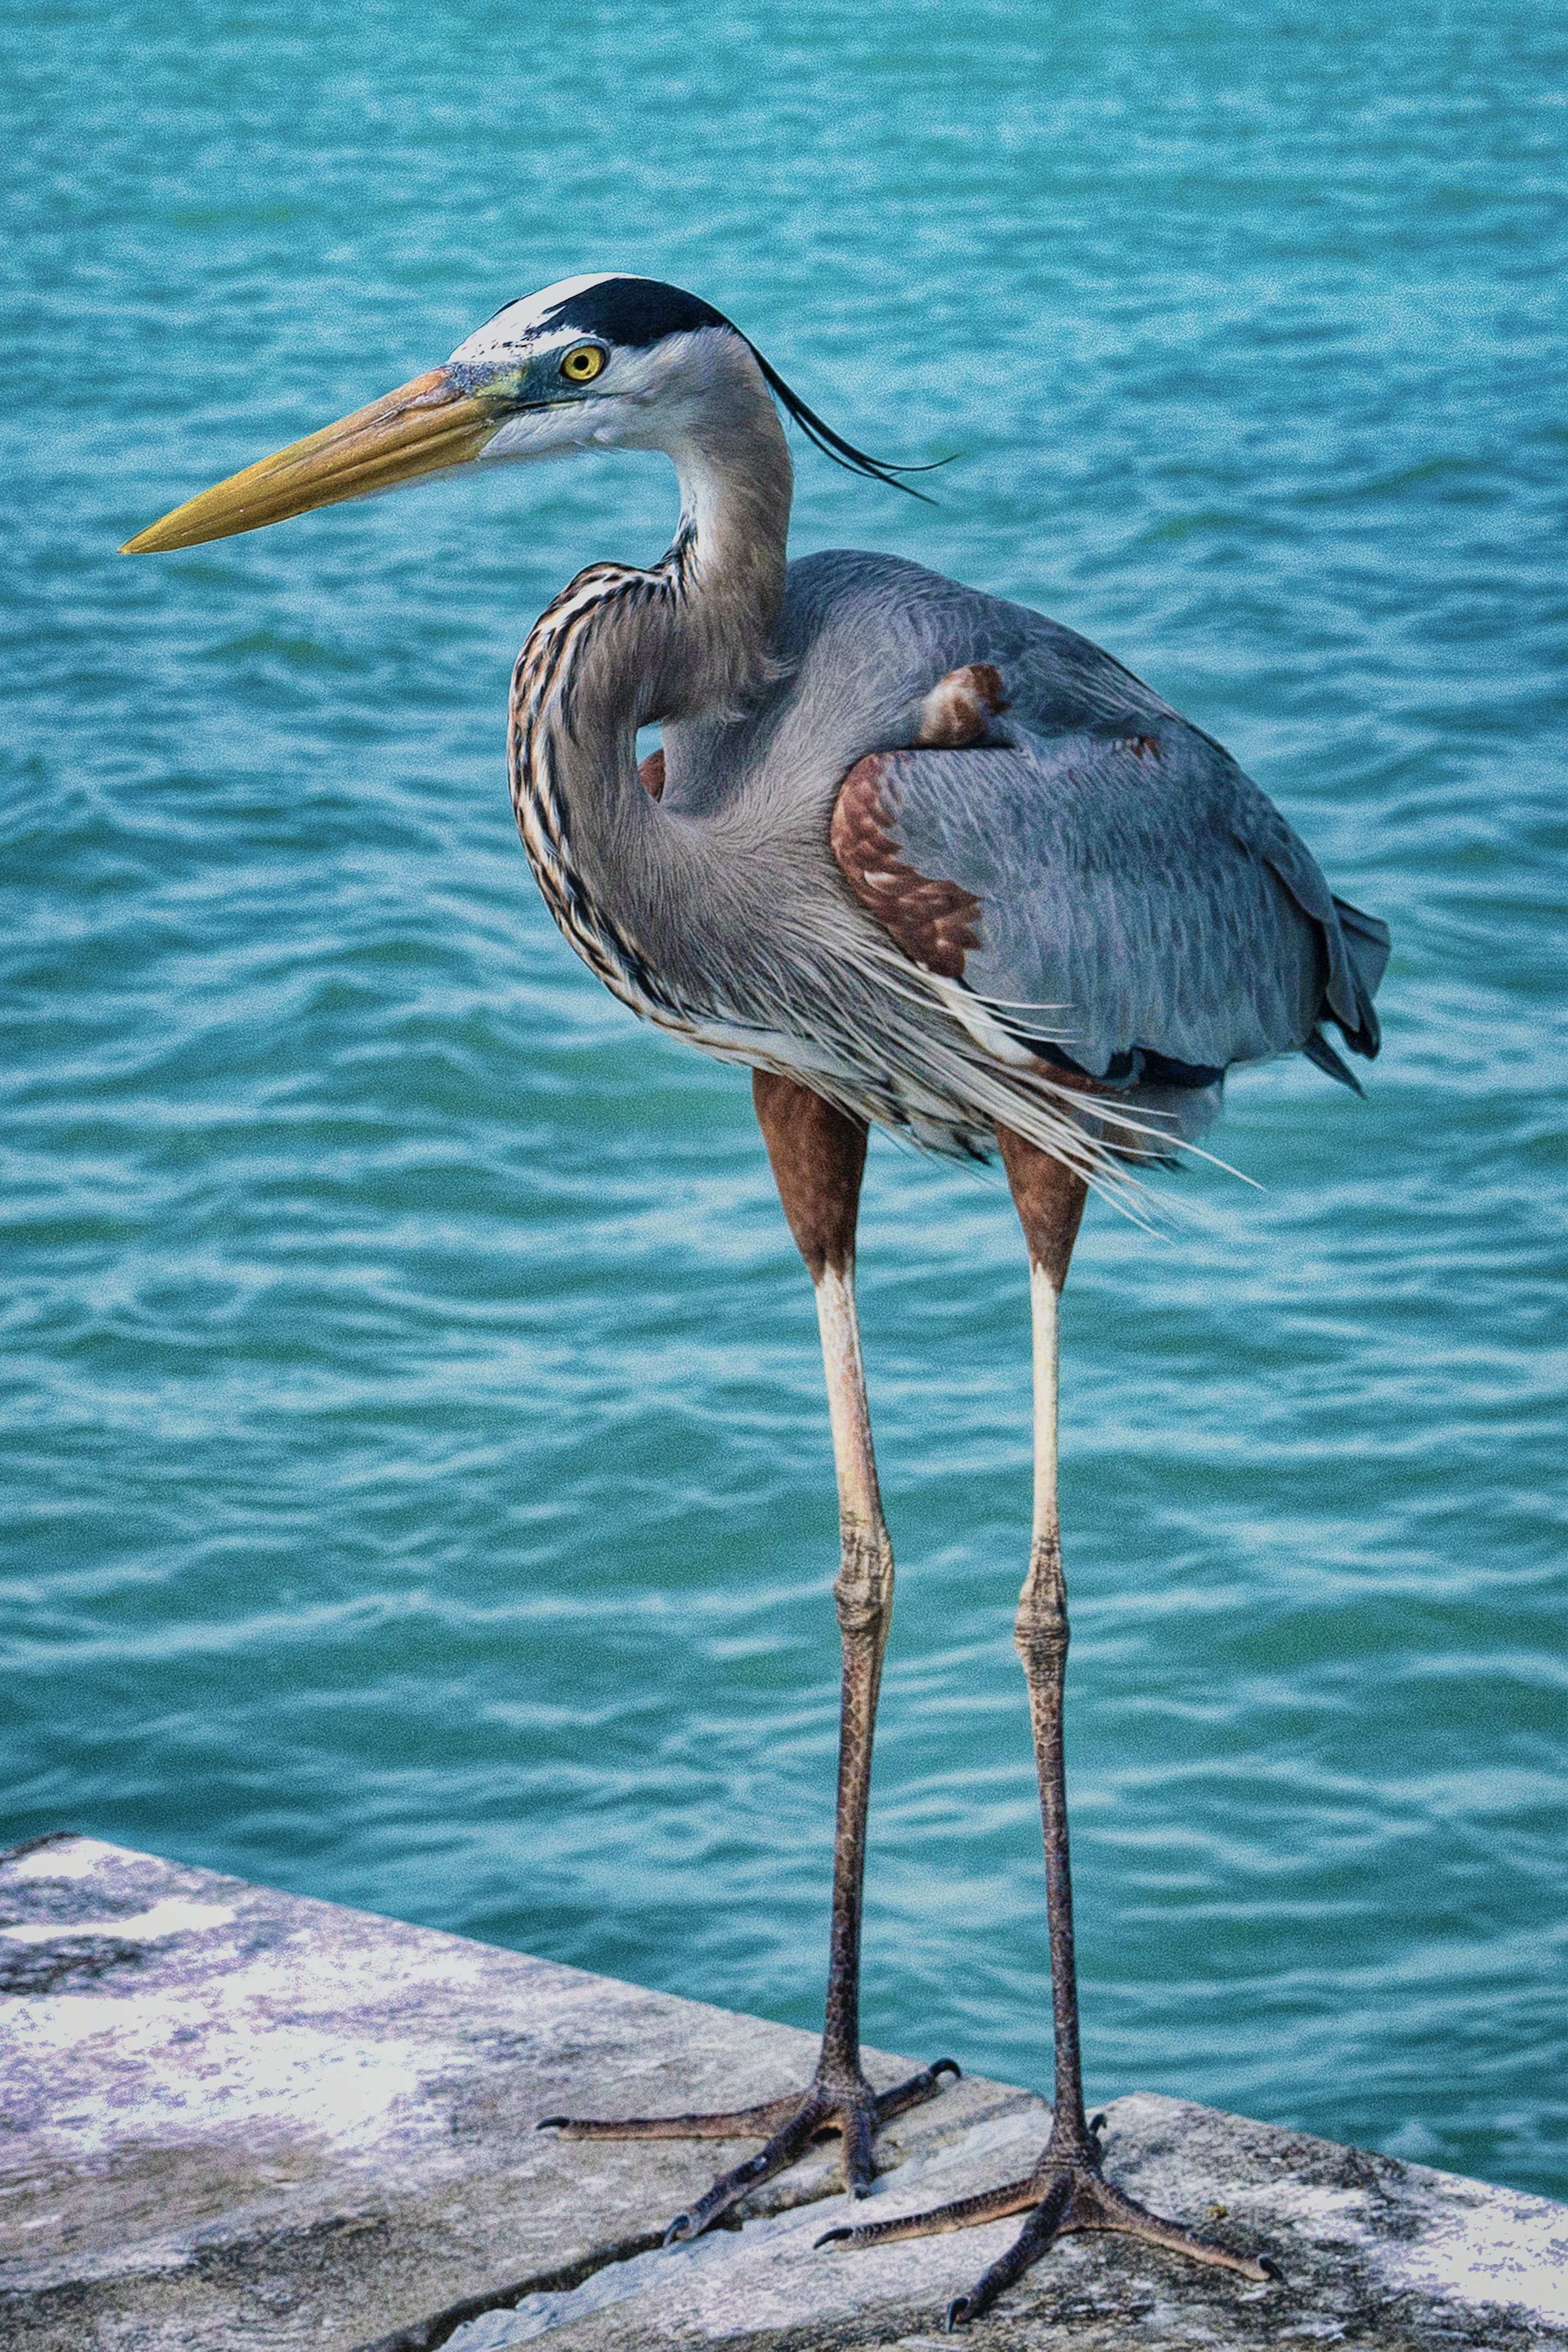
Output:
[560, 343, 606, 384]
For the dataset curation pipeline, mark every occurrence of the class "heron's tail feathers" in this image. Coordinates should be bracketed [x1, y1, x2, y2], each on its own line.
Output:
[1328, 895, 1392, 1061]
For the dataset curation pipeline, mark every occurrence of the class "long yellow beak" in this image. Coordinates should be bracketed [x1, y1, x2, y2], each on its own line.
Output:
[121, 369, 503, 553]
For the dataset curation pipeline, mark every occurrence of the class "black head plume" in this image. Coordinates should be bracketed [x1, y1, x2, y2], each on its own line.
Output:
[744, 340, 951, 505]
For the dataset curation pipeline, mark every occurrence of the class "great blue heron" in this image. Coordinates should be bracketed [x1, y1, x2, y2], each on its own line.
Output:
[126, 273, 1388, 2329]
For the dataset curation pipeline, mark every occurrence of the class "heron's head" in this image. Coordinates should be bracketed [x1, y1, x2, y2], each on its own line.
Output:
[123, 273, 926, 554]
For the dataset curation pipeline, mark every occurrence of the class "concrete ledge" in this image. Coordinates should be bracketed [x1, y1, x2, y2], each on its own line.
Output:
[1, 1836, 1563, 2350]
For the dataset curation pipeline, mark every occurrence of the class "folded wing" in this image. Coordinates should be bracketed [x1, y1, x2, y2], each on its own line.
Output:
[831, 720, 1389, 1099]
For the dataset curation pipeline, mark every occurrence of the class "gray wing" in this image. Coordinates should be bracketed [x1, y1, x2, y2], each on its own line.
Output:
[680, 549, 1390, 1088]
[834, 718, 1389, 1088]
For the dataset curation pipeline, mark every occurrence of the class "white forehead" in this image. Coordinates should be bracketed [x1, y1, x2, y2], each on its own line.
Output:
[449, 275, 618, 364]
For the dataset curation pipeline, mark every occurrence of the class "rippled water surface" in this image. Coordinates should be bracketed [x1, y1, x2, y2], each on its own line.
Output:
[6, 0, 1567, 2201]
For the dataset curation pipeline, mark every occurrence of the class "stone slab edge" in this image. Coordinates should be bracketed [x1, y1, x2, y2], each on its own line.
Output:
[1, 1836, 1564, 2352]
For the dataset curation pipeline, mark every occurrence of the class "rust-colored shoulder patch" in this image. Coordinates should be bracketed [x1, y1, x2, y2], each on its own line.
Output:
[637, 748, 666, 801]
[914, 663, 1010, 748]
[830, 752, 983, 982]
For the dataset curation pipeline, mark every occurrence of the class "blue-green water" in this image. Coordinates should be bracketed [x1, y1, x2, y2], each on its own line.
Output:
[5, 0, 1566, 2203]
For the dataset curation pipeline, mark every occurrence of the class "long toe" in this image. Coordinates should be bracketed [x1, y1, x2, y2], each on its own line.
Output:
[1085, 2172, 1273, 2281]
[946, 2176, 1074, 2330]
[665, 2100, 829, 2242]
[816, 2177, 1041, 2250]
[538, 2090, 808, 2142]
[873, 2058, 962, 2123]
[841, 2101, 878, 2198]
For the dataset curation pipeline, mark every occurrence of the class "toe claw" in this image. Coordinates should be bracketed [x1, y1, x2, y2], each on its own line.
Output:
[814, 2225, 854, 2249]
[945, 2294, 972, 2331]
[663, 2213, 693, 2248]
[933, 2058, 962, 2082]
[1088, 2110, 1107, 2137]
[1260, 2255, 1288, 2283]
[535, 2115, 568, 2131]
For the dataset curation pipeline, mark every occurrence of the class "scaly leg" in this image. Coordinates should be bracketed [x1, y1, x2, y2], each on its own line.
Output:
[819, 1126, 1273, 2325]
[539, 1074, 957, 2241]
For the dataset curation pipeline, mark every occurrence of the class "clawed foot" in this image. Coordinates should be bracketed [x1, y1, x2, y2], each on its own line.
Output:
[818, 2121, 1278, 2330]
[538, 2057, 960, 2243]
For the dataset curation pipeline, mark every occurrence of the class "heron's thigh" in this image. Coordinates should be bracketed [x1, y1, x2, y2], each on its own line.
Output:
[994, 1122, 1088, 1291]
[752, 1073, 868, 1283]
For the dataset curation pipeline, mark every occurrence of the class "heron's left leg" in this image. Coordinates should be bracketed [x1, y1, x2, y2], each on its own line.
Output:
[537, 1075, 957, 2239]
[819, 1126, 1273, 2325]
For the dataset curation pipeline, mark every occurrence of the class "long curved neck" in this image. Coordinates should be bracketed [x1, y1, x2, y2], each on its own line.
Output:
[653, 344, 794, 719]
[509, 338, 792, 1020]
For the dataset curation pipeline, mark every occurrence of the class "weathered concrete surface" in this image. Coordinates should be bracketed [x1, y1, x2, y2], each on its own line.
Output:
[1, 1836, 1564, 2351]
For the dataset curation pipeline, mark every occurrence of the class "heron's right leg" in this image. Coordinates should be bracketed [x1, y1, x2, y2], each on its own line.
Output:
[819, 1129, 1273, 2324]
[536, 1075, 957, 2239]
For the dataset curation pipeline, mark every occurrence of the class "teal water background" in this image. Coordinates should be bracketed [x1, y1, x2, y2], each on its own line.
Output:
[6, 0, 1567, 2200]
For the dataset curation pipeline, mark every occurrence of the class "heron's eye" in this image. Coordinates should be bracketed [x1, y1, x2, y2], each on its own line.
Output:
[560, 344, 607, 384]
